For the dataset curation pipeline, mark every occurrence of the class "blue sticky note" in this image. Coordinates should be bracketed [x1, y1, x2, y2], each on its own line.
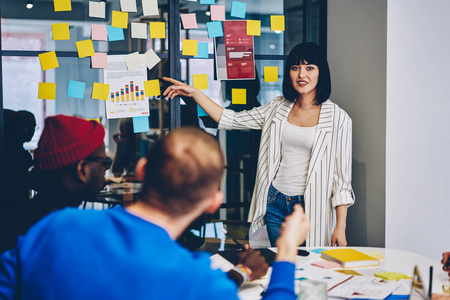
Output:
[199, 0, 215, 4]
[197, 105, 208, 117]
[310, 248, 326, 254]
[206, 21, 223, 38]
[107, 25, 125, 41]
[132, 116, 149, 133]
[67, 80, 86, 99]
[195, 42, 209, 59]
[231, 1, 246, 19]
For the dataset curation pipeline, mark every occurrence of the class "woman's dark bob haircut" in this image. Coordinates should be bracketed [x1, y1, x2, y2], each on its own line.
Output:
[282, 42, 331, 105]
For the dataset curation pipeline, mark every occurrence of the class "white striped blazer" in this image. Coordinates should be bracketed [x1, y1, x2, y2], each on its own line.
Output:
[218, 96, 355, 246]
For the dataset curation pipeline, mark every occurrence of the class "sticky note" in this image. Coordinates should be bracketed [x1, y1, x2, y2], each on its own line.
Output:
[107, 25, 125, 41]
[200, 0, 215, 4]
[38, 82, 56, 100]
[76, 39, 95, 58]
[120, 0, 137, 12]
[247, 20, 261, 36]
[92, 82, 110, 101]
[52, 23, 70, 40]
[310, 248, 326, 254]
[362, 251, 384, 259]
[197, 105, 208, 117]
[132, 116, 150, 133]
[67, 80, 86, 99]
[210, 5, 225, 21]
[131, 22, 148, 39]
[206, 21, 223, 38]
[270, 15, 285, 31]
[264, 66, 278, 82]
[181, 13, 198, 29]
[182, 39, 198, 56]
[311, 261, 341, 269]
[375, 272, 409, 281]
[54, 0, 71, 12]
[91, 24, 107, 41]
[335, 269, 362, 276]
[91, 52, 108, 69]
[232, 88, 246, 104]
[124, 52, 144, 70]
[231, 1, 246, 19]
[145, 49, 161, 70]
[193, 74, 208, 90]
[89, 1, 105, 19]
[195, 42, 209, 59]
[149, 22, 166, 38]
[38, 51, 59, 71]
[144, 79, 161, 97]
[142, 0, 159, 16]
[112, 11, 128, 29]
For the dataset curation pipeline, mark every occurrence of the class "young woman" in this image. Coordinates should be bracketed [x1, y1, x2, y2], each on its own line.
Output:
[162, 42, 355, 247]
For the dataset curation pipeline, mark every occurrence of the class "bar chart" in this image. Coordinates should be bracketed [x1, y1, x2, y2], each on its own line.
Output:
[110, 81, 146, 102]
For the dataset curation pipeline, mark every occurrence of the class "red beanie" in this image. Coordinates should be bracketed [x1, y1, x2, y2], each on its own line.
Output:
[34, 115, 105, 170]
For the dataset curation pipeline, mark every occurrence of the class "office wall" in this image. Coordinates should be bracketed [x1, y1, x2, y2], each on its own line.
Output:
[327, 0, 387, 247]
[386, 0, 450, 260]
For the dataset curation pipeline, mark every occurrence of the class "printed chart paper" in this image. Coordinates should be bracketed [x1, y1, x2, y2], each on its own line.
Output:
[103, 55, 150, 119]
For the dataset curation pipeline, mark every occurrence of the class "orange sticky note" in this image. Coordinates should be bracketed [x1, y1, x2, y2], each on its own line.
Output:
[76, 39, 95, 58]
[52, 23, 70, 40]
[38, 51, 59, 71]
[182, 39, 198, 56]
[38, 82, 56, 100]
[270, 15, 285, 31]
[54, 0, 71, 12]
[193, 74, 208, 90]
[149, 22, 166, 39]
[246, 20, 261, 36]
[264, 66, 278, 82]
[92, 82, 110, 100]
[232, 88, 246, 104]
[111, 11, 128, 29]
[144, 79, 161, 97]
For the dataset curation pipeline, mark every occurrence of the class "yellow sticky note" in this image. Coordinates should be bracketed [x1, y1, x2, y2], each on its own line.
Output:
[144, 79, 161, 97]
[54, 0, 72, 12]
[193, 74, 208, 90]
[38, 82, 56, 100]
[362, 251, 384, 259]
[232, 88, 246, 104]
[182, 39, 198, 56]
[335, 269, 362, 276]
[374, 272, 409, 281]
[264, 66, 278, 82]
[76, 39, 95, 58]
[38, 51, 59, 71]
[92, 82, 110, 101]
[52, 23, 70, 40]
[149, 22, 166, 39]
[111, 11, 128, 29]
[246, 20, 261, 36]
[270, 15, 285, 31]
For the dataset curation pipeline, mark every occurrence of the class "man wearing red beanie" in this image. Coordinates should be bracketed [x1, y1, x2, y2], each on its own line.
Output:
[0, 115, 111, 253]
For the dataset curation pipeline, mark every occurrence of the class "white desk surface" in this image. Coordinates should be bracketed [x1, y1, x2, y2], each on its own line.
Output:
[212, 246, 449, 300]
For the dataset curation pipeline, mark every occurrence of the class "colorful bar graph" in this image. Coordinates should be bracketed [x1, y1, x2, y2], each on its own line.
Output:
[110, 81, 147, 102]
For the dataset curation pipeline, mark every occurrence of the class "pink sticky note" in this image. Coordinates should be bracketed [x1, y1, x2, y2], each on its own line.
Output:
[311, 261, 341, 269]
[211, 5, 225, 21]
[91, 24, 108, 41]
[180, 13, 197, 29]
[91, 52, 107, 69]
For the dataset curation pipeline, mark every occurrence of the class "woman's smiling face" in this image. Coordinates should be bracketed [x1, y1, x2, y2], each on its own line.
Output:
[289, 62, 319, 99]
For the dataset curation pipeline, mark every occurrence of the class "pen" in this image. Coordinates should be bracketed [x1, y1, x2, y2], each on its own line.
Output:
[428, 266, 433, 299]
[221, 228, 247, 251]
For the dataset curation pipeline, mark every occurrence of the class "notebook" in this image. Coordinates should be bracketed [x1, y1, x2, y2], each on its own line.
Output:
[321, 248, 380, 268]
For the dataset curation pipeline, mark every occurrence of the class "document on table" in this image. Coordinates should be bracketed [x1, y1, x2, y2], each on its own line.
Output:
[328, 276, 402, 299]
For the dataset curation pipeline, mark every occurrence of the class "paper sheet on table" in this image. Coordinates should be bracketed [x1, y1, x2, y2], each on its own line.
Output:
[38, 82, 56, 100]
[76, 39, 95, 58]
[91, 52, 107, 69]
[131, 23, 148, 39]
[39, 51, 59, 71]
[124, 52, 144, 70]
[182, 39, 198, 56]
[232, 88, 246, 104]
[89, 1, 106, 19]
[181, 13, 198, 29]
[67, 80, 86, 99]
[120, 0, 137, 12]
[91, 24, 108, 41]
[264, 66, 278, 82]
[193, 74, 208, 90]
[52, 23, 70, 40]
[92, 82, 110, 101]
[295, 264, 351, 290]
[354, 268, 385, 277]
[145, 49, 161, 70]
[247, 20, 261, 36]
[210, 254, 234, 271]
[206, 21, 223, 38]
[149, 22, 165, 38]
[112, 11, 128, 29]
[327, 276, 402, 299]
[194, 42, 209, 59]
[231, 1, 246, 19]
[107, 25, 125, 41]
[270, 15, 285, 31]
[54, 0, 71, 12]
[144, 79, 160, 97]
[142, 0, 159, 16]
[211, 5, 225, 21]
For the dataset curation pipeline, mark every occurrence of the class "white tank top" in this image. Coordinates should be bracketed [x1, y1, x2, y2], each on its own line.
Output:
[272, 120, 317, 195]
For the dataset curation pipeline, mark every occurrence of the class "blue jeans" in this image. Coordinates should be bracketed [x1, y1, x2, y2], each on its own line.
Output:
[265, 184, 305, 247]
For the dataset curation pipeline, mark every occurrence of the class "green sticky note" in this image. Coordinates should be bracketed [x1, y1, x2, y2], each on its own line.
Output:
[111, 11, 128, 29]
[232, 88, 246, 104]
[54, 0, 72, 12]
[76, 39, 95, 58]
[193, 74, 208, 90]
[52, 23, 70, 40]
[264, 66, 278, 82]
[270, 15, 285, 31]
[38, 82, 56, 100]
[246, 20, 261, 36]
[144, 79, 161, 97]
[374, 272, 409, 281]
[182, 39, 198, 56]
[92, 82, 110, 100]
[149, 22, 166, 39]
[38, 51, 59, 71]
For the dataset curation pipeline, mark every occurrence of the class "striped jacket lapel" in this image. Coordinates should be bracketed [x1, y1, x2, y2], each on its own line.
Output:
[305, 100, 334, 186]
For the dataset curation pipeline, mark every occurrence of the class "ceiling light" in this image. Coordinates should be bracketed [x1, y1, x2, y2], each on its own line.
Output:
[26, 0, 33, 9]
[205, 11, 211, 16]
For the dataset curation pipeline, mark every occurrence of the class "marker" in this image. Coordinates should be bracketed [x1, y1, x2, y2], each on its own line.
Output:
[221, 228, 246, 251]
